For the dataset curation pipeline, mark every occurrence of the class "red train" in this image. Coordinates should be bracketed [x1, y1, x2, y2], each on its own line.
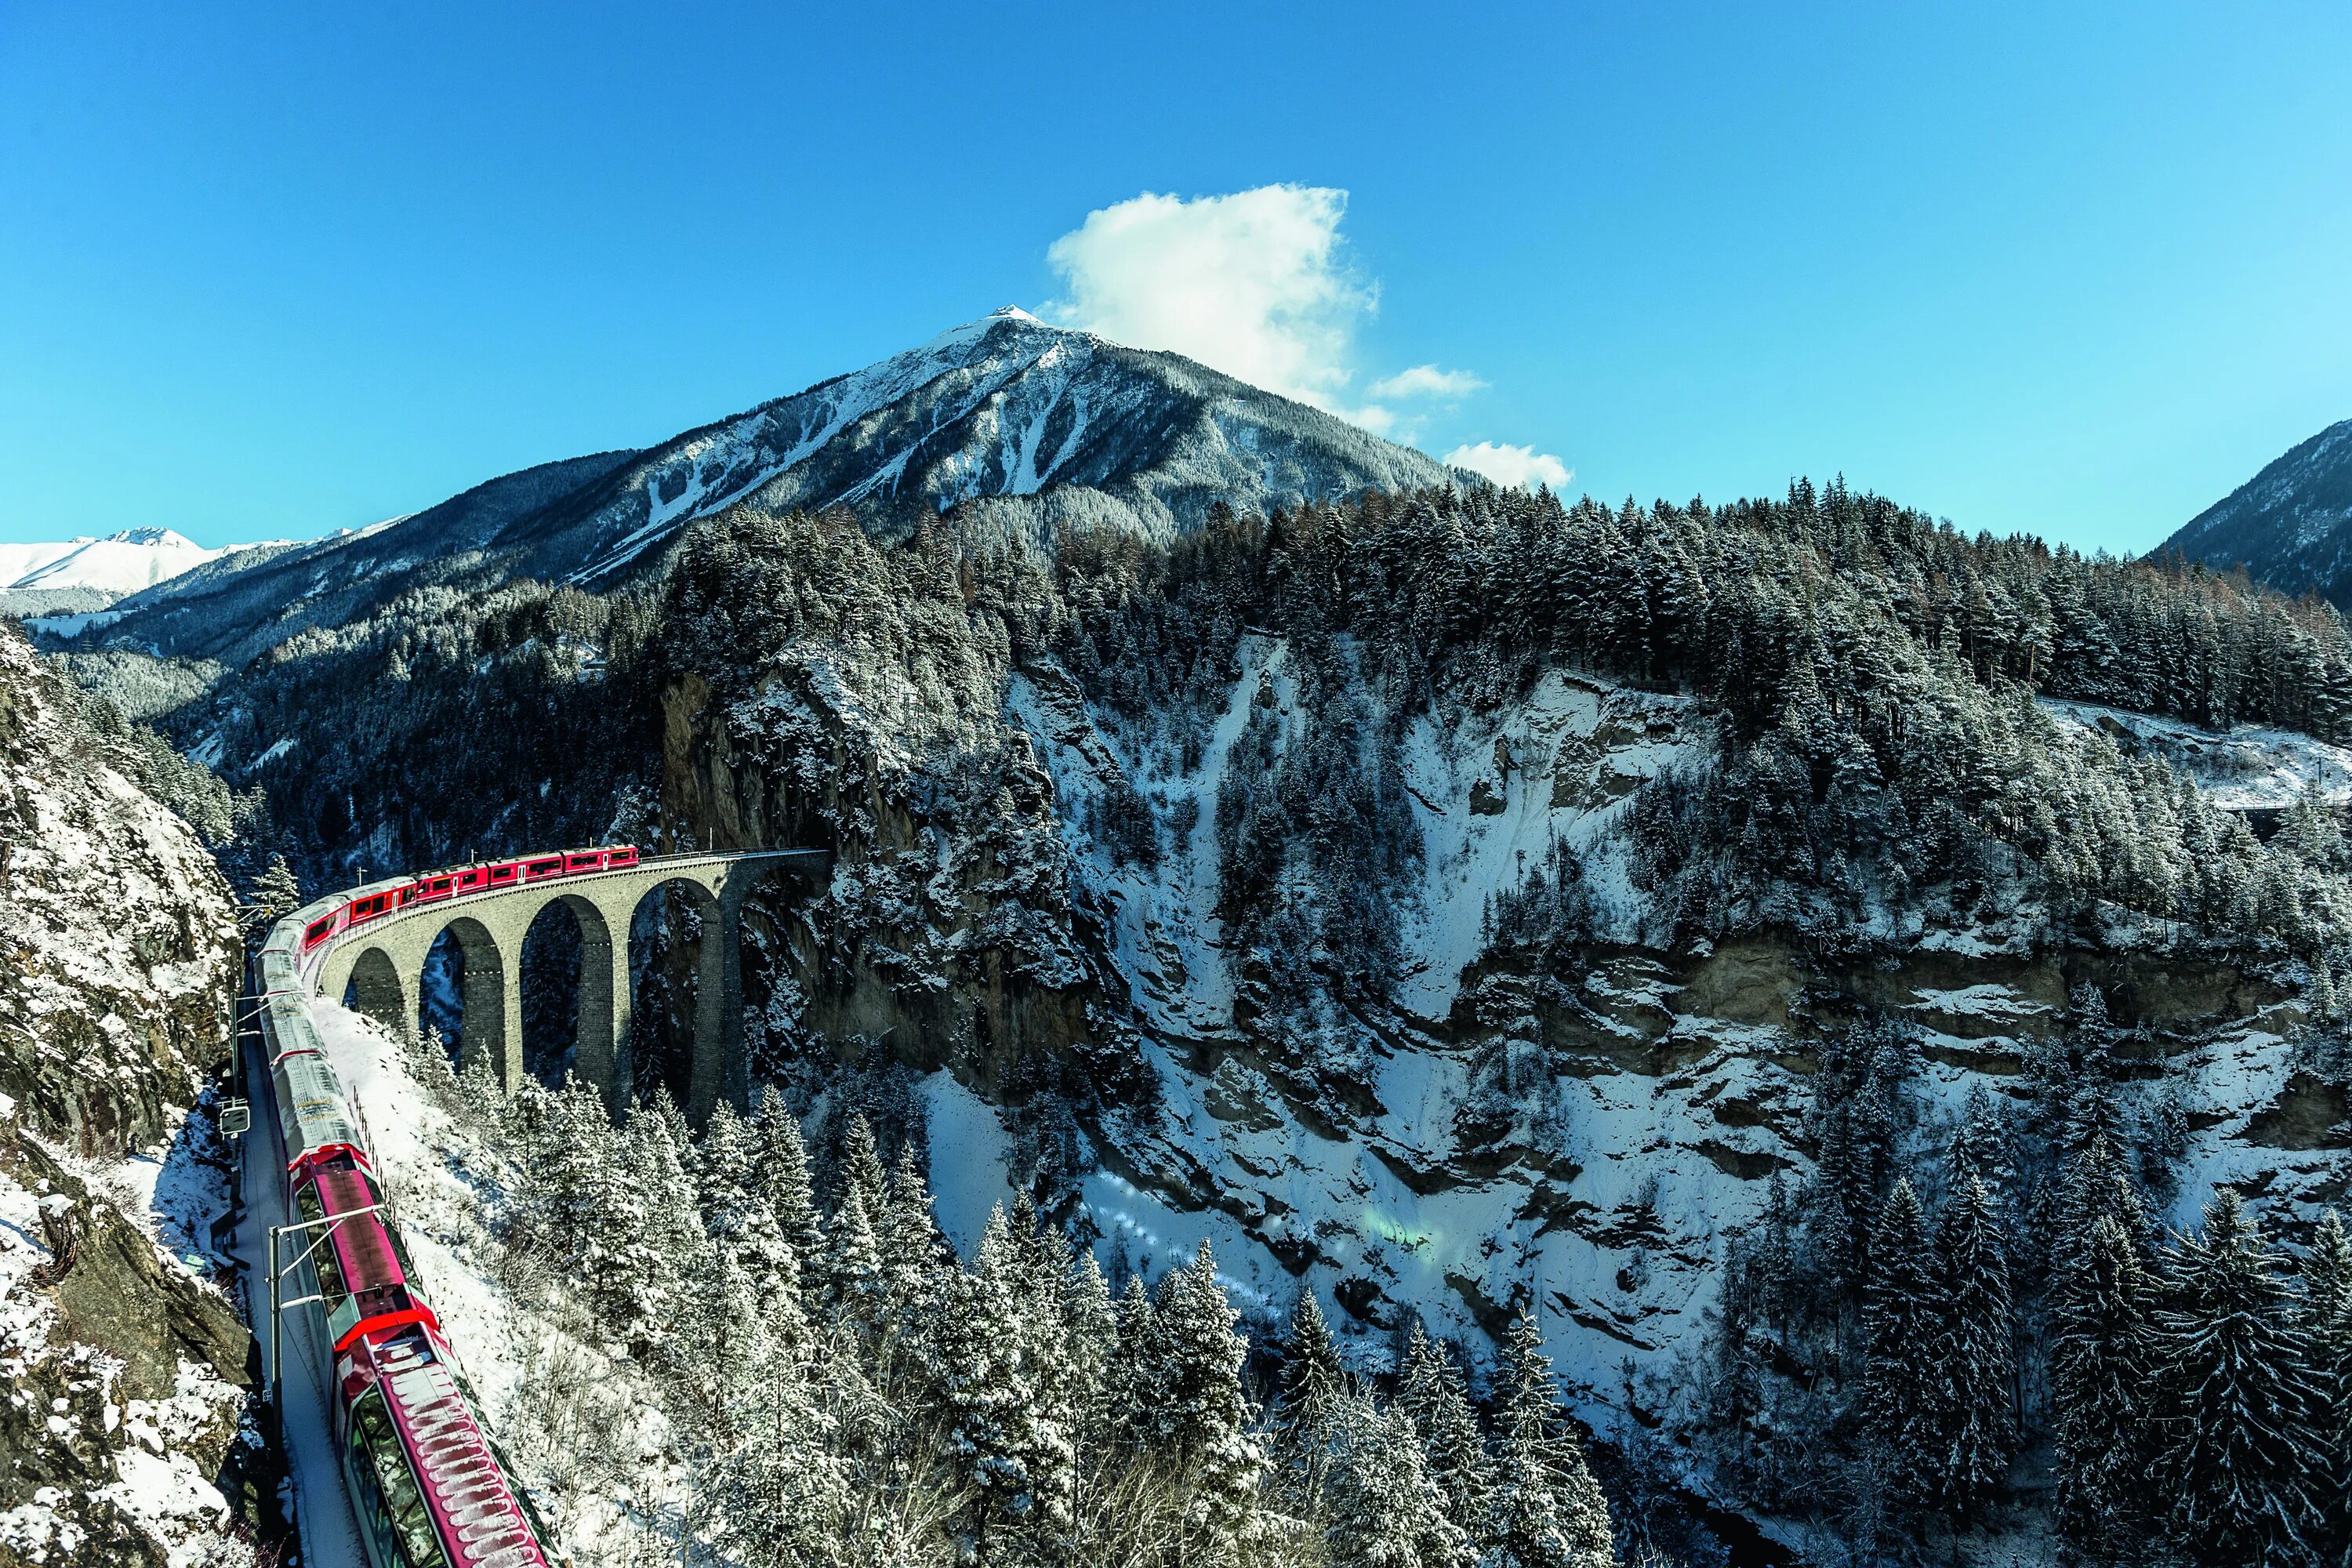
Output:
[261, 856, 615, 1568]
[300, 844, 641, 953]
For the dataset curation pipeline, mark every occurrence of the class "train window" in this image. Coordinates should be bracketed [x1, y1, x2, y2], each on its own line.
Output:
[293, 1187, 350, 1313]
[349, 1387, 450, 1568]
[525, 857, 561, 878]
[487, 864, 517, 886]
[304, 916, 336, 947]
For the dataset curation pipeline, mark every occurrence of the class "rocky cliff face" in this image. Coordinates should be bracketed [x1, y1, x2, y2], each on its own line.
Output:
[653, 572, 2344, 1433]
[0, 621, 274, 1564]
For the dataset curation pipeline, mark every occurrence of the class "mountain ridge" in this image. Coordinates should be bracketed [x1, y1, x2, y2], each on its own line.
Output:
[86, 310, 1454, 663]
[2155, 415, 2352, 601]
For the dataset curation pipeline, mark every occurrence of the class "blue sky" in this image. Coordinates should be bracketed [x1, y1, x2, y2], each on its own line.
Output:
[2, 1, 2347, 554]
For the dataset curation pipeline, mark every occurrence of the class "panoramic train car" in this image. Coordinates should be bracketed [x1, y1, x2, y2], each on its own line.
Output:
[262, 914, 554, 1568]
[299, 845, 642, 951]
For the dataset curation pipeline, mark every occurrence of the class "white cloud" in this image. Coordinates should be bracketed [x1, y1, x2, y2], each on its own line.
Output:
[1368, 364, 1486, 400]
[1046, 184, 1385, 421]
[1443, 441, 1573, 492]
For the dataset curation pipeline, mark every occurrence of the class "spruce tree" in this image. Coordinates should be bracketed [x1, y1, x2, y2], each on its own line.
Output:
[1929, 1171, 2014, 1538]
[1148, 1243, 1266, 1560]
[839, 1109, 888, 1214]
[1858, 1178, 1936, 1510]
[750, 1085, 827, 1302]
[1479, 1305, 1614, 1568]
[1062, 1247, 1119, 1427]
[878, 1139, 946, 1322]
[2049, 1210, 2153, 1562]
[826, 1181, 884, 1330]
[695, 1098, 797, 1328]
[1275, 1287, 1348, 1495]
[2298, 1210, 2351, 1512]
[1325, 1395, 1473, 1568]
[1399, 1323, 1490, 1523]
[1106, 1270, 1160, 1452]
[920, 1217, 1063, 1563]
[2150, 1192, 2325, 1563]
[616, 1095, 701, 1355]
[249, 853, 302, 927]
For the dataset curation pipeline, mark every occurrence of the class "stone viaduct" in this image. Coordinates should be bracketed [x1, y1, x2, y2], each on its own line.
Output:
[312, 851, 829, 1119]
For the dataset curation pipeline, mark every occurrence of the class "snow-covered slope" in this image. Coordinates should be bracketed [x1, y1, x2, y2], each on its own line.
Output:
[90, 310, 1450, 663]
[2044, 695, 2352, 808]
[0, 529, 231, 617]
[2157, 415, 2352, 604]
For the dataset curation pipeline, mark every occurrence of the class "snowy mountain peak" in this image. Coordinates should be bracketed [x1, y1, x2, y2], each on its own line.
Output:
[97, 313, 1451, 660]
[0, 526, 231, 609]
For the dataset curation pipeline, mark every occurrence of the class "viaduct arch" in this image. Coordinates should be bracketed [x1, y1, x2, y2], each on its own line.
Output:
[314, 851, 826, 1119]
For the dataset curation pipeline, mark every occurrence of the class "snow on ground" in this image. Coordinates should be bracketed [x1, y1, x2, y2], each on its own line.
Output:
[1006, 637, 1279, 1040]
[23, 610, 125, 638]
[2043, 696, 2352, 808]
[306, 1000, 535, 1427]
[920, 1070, 1022, 1252]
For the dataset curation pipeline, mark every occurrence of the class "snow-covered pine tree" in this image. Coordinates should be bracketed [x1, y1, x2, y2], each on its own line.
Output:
[877, 1140, 946, 1332]
[1399, 1322, 1490, 1523]
[839, 1109, 888, 1214]
[2297, 1210, 2351, 1513]
[1858, 1178, 1937, 1512]
[1324, 1393, 1473, 1568]
[671, 1234, 774, 1449]
[1929, 1171, 2014, 1537]
[1274, 1287, 1348, 1497]
[641, 1080, 699, 1187]
[2049, 1207, 2154, 1563]
[1105, 1270, 1160, 1452]
[826, 1181, 884, 1332]
[695, 1098, 797, 1329]
[1148, 1242, 1266, 1562]
[551, 1073, 662, 1345]
[2150, 1191, 2326, 1563]
[750, 1085, 827, 1303]
[1054, 1244, 1116, 1436]
[697, 1343, 846, 1568]
[248, 853, 302, 927]
[1479, 1305, 1614, 1568]
[919, 1210, 1064, 1563]
[615, 1094, 700, 1355]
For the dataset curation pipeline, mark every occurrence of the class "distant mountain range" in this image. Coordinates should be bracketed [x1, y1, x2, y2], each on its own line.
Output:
[0, 528, 229, 616]
[2157, 416, 2352, 603]
[78, 309, 1454, 664]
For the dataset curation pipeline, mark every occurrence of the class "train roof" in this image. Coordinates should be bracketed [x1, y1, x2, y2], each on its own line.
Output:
[270, 1047, 365, 1167]
[365, 1334, 550, 1568]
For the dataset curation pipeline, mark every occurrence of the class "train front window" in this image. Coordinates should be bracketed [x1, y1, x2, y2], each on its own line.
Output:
[348, 1387, 448, 1568]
